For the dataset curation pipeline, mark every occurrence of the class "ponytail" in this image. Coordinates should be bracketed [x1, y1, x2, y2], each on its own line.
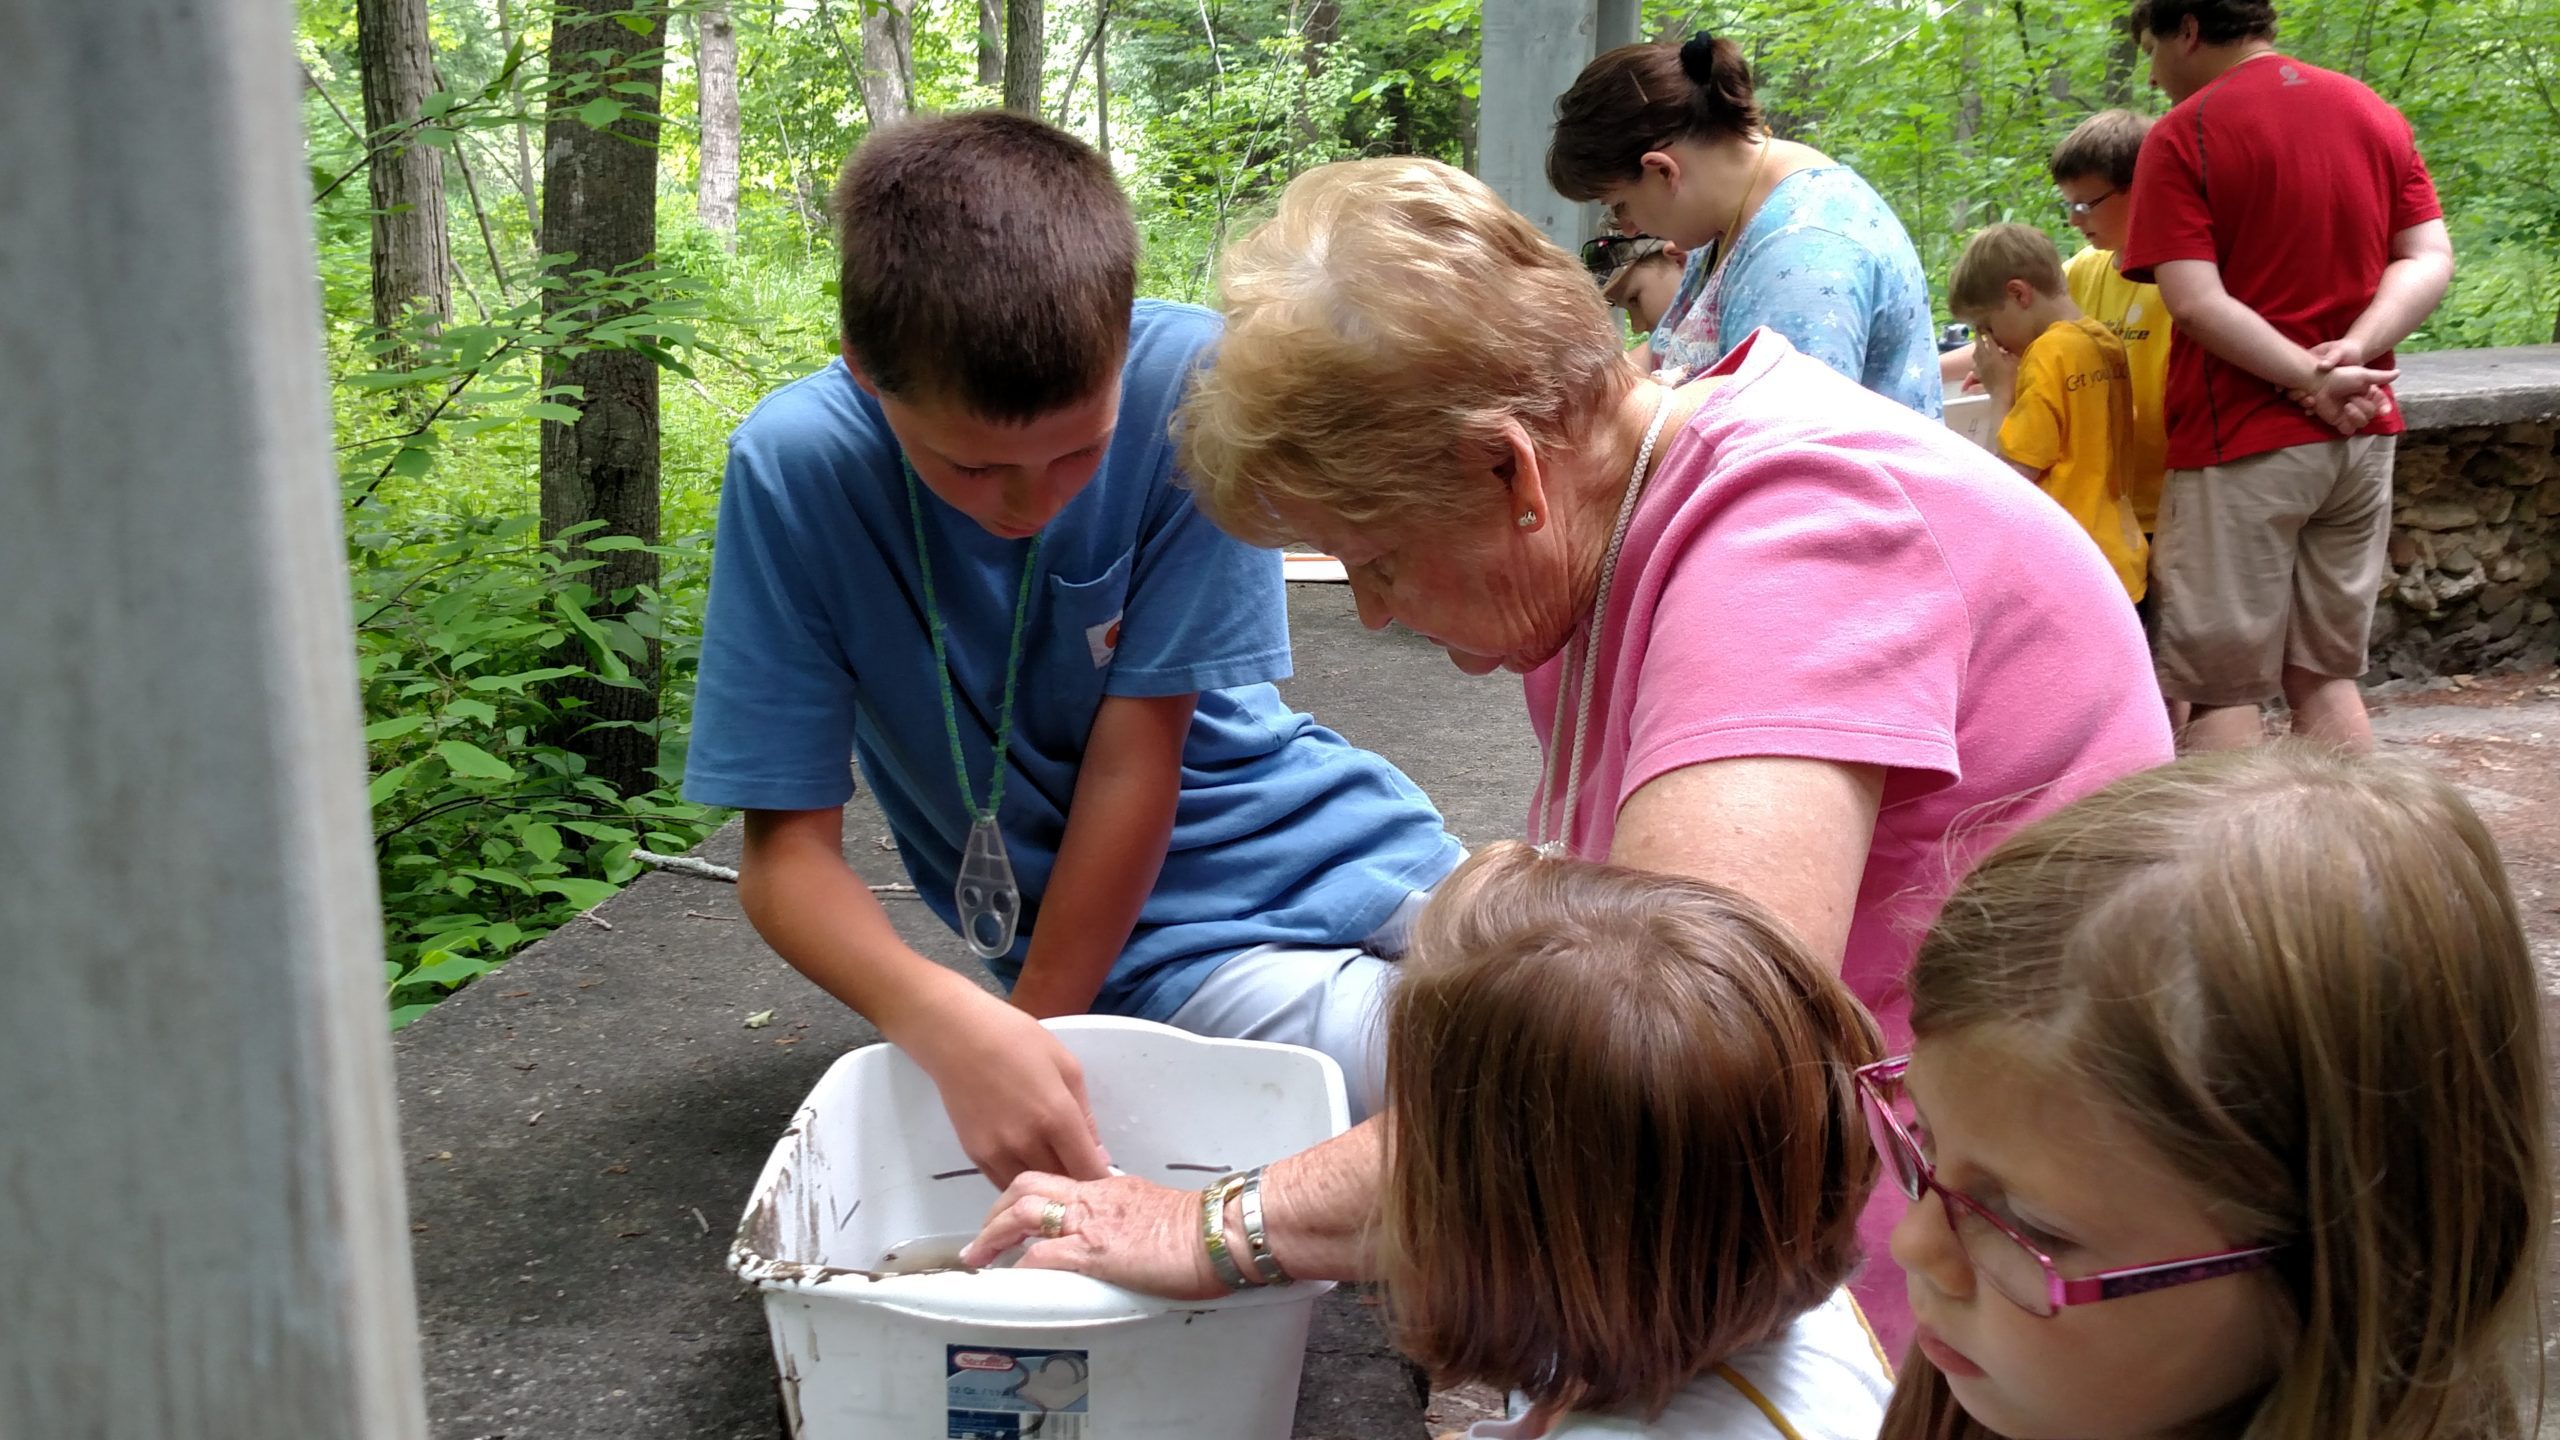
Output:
[1547, 34, 1764, 201]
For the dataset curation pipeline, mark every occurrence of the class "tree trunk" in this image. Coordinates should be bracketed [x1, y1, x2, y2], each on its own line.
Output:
[538, 0, 664, 799]
[1003, 0, 1045, 115]
[494, 0, 541, 237]
[1095, 9, 1111, 164]
[857, 0, 918, 128]
[355, 0, 451, 340]
[979, 0, 1006, 87]
[695, 1, 741, 246]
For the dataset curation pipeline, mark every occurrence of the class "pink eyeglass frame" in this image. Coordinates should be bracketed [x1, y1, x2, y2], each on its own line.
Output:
[1854, 1056, 2283, 1315]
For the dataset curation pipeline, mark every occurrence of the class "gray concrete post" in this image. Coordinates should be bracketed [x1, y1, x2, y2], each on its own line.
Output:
[0, 1, 431, 1435]
[1477, 0, 1600, 249]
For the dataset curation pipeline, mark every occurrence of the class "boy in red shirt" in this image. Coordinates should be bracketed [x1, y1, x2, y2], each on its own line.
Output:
[2119, 0, 2452, 753]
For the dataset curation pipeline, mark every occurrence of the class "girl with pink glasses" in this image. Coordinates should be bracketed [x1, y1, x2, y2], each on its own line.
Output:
[1865, 745, 2547, 1440]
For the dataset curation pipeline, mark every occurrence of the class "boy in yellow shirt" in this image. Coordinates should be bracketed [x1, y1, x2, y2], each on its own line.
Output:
[2049, 109, 2172, 535]
[1952, 223, 2149, 603]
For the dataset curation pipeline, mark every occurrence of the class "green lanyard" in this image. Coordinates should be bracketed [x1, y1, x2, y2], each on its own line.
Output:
[904, 459, 1042, 958]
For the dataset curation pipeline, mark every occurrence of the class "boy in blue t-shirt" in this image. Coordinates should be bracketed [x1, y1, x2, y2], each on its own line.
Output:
[684, 111, 1460, 1188]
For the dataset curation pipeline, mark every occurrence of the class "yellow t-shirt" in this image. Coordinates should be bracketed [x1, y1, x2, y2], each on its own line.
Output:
[2063, 246, 2169, 531]
[1999, 317, 2148, 602]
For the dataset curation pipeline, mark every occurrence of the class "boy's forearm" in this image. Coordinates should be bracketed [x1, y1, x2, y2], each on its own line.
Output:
[2343, 250, 2454, 360]
[738, 809, 985, 1042]
[1009, 692, 1194, 1019]
[2153, 259, 2321, 390]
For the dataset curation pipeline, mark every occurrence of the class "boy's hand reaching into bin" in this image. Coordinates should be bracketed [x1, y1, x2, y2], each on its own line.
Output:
[910, 984, 1114, 1187]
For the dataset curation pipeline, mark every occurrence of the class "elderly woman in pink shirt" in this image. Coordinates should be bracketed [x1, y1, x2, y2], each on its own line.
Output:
[963, 157, 2170, 1353]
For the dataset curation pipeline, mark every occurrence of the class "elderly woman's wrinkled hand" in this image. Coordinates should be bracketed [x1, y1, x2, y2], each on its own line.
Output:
[964, 1170, 1225, 1300]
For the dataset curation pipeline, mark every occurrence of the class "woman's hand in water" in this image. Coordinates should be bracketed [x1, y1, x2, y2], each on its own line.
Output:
[964, 1171, 1224, 1300]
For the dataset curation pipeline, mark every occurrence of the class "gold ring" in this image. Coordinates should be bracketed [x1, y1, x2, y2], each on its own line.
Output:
[1039, 1200, 1067, 1240]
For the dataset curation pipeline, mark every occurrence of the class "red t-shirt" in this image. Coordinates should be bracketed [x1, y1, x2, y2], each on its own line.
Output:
[2120, 53, 2440, 468]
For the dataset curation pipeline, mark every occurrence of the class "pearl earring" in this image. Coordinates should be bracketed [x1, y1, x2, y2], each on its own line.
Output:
[1516, 510, 1538, 529]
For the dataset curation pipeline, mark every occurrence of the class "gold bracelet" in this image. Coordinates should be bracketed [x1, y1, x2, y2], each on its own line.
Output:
[1200, 1172, 1264, 1290]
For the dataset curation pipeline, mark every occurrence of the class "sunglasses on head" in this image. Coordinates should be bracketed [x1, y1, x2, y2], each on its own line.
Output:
[1580, 233, 1647, 281]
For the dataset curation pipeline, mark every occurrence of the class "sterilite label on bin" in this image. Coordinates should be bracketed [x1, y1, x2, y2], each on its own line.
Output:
[946, 1345, 1090, 1438]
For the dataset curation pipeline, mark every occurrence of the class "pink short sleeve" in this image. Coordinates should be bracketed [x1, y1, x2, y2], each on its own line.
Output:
[1617, 440, 1969, 805]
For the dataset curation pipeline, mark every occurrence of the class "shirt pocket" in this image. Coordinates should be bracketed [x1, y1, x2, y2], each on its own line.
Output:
[1047, 546, 1136, 680]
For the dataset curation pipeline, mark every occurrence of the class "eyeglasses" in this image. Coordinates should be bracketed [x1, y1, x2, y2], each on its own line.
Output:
[2060, 188, 2119, 218]
[1854, 1056, 2282, 1317]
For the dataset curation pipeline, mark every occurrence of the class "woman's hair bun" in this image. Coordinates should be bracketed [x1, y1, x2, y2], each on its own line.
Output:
[1679, 31, 1719, 84]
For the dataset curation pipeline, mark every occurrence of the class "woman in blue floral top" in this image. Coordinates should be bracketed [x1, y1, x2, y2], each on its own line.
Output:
[1548, 32, 1942, 419]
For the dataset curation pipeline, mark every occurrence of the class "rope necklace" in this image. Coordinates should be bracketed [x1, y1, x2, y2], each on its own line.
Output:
[1531, 382, 1680, 853]
[904, 458, 1042, 960]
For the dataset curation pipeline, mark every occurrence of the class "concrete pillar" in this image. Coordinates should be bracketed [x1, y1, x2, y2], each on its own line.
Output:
[1477, 0, 1600, 249]
[0, 1, 431, 1435]
[1595, 0, 1639, 55]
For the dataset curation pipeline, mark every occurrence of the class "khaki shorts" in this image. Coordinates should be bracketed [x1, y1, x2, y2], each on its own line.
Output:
[2152, 436, 2395, 705]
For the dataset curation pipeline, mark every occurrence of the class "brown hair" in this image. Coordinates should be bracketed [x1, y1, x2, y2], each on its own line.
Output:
[1880, 746, 2548, 1440]
[1948, 222, 2066, 318]
[830, 110, 1136, 422]
[1176, 158, 1634, 545]
[1380, 842, 1882, 1419]
[2128, 0, 2278, 44]
[2049, 108, 2153, 188]
[1547, 34, 1763, 202]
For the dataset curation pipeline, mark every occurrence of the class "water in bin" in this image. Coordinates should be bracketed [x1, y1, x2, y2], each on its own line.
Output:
[731, 1016, 1349, 1440]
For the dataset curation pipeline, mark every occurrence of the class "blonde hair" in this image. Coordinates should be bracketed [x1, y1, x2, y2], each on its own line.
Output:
[1176, 158, 1637, 546]
[1380, 842, 1882, 1419]
[1881, 746, 2549, 1440]
[1948, 222, 2066, 320]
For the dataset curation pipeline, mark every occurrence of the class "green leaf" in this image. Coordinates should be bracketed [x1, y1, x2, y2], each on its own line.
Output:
[443, 697, 499, 727]
[407, 951, 495, 987]
[539, 876, 620, 910]
[435, 739, 517, 781]
[365, 713, 430, 742]
[390, 1003, 437, 1030]
[368, 763, 414, 807]
[521, 822, 564, 863]
[561, 820, 634, 845]
[573, 96, 627, 129]
[581, 534, 648, 551]
[524, 401, 585, 424]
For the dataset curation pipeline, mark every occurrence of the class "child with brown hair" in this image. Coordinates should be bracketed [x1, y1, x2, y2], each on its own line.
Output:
[1382, 842, 1893, 1439]
[1950, 222, 2149, 604]
[683, 111, 1460, 1191]
[1871, 745, 2547, 1440]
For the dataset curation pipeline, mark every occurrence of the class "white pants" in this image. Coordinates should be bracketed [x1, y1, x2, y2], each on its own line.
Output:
[1164, 891, 1429, 1124]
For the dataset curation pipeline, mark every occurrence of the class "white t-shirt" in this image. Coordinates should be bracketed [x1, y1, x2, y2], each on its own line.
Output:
[1466, 1291, 1893, 1440]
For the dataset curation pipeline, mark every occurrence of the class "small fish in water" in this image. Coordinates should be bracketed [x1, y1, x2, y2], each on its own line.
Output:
[874, 1231, 1018, 1276]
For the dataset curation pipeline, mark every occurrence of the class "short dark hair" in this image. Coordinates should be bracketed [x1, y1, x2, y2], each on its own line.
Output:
[2128, 0, 2278, 44]
[2049, 108, 2153, 189]
[1547, 34, 1762, 201]
[830, 111, 1137, 422]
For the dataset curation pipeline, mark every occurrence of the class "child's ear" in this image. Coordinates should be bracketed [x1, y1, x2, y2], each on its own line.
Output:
[840, 342, 880, 397]
[1662, 241, 1688, 264]
[2006, 278, 2035, 310]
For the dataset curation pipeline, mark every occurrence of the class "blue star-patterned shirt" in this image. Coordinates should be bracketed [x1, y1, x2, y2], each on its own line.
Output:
[1652, 166, 1942, 419]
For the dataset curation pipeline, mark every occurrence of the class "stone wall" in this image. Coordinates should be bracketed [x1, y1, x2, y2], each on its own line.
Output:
[2371, 419, 2560, 679]
[2365, 346, 2560, 680]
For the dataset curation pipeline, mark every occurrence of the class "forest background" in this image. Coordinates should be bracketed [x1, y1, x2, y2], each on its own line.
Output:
[307, 0, 2560, 1022]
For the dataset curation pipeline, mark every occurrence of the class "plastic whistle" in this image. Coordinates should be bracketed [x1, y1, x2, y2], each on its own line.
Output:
[956, 815, 1022, 960]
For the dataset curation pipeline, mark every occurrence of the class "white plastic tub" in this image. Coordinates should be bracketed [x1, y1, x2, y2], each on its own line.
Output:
[1944, 390, 2002, 454]
[730, 1016, 1350, 1439]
